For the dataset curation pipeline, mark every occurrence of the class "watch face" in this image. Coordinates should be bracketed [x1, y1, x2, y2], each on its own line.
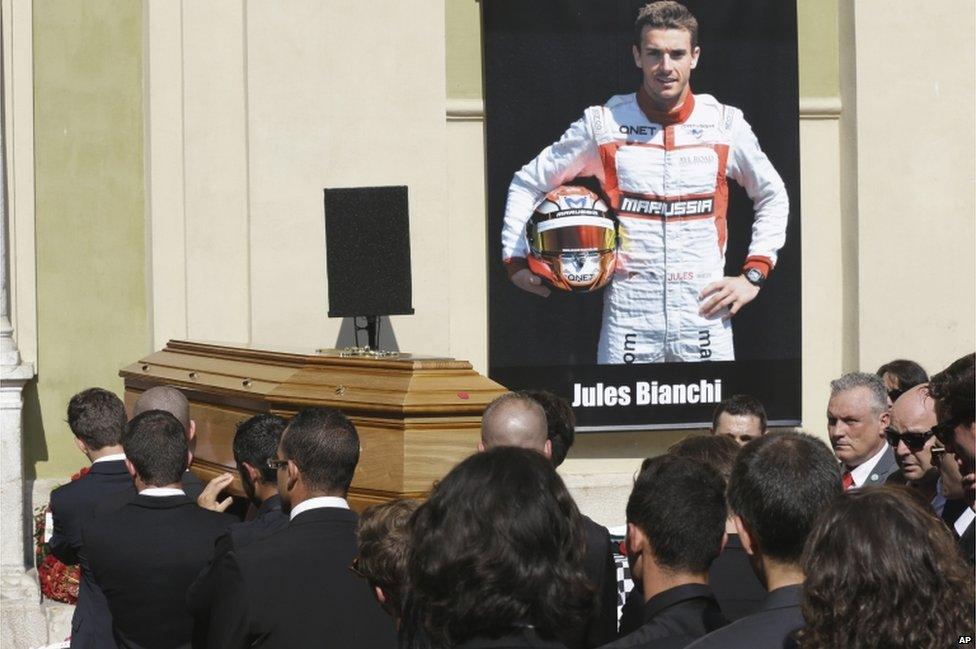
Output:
[746, 268, 764, 285]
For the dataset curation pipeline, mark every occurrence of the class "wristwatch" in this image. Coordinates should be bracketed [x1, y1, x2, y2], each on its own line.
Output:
[744, 267, 766, 288]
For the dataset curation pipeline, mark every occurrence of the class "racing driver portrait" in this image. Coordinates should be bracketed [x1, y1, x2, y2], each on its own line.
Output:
[501, 1, 789, 364]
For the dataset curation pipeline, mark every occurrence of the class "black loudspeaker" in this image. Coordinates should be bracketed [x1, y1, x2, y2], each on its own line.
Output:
[323, 186, 414, 318]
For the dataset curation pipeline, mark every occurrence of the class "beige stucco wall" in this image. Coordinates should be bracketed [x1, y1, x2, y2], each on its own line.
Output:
[848, 0, 975, 374]
[145, 0, 455, 358]
[25, 0, 148, 479]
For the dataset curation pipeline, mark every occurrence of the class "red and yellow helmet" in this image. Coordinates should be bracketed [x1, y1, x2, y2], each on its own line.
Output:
[526, 186, 617, 292]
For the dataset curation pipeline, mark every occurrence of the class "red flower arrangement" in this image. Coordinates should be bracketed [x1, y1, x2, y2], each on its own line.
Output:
[34, 466, 90, 604]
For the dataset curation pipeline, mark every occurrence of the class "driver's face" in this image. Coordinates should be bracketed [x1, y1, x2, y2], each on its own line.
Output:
[714, 413, 764, 447]
[632, 27, 699, 111]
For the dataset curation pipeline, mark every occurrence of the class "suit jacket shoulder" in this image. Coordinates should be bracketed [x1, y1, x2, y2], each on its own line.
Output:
[686, 585, 802, 649]
[564, 515, 617, 649]
[186, 497, 287, 619]
[209, 507, 397, 649]
[84, 495, 234, 649]
[707, 533, 767, 621]
[602, 584, 726, 649]
[863, 446, 899, 486]
[49, 460, 133, 649]
[48, 460, 133, 565]
[961, 520, 975, 565]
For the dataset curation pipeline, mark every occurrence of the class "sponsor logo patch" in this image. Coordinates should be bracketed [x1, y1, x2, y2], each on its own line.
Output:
[619, 124, 658, 137]
[619, 195, 714, 217]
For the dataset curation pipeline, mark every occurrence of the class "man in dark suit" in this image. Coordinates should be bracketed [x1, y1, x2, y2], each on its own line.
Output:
[83, 410, 235, 649]
[132, 386, 205, 498]
[48, 388, 133, 649]
[886, 385, 942, 511]
[686, 432, 842, 649]
[601, 456, 728, 649]
[207, 407, 397, 649]
[929, 353, 976, 564]
[620, 435, 768, 635]
[827, 372, 899, 489]
[94, 386, 206, 519]
[186, 413, 289, 633]
[482, 392, 617, 649]
[669, 435, 767, 621]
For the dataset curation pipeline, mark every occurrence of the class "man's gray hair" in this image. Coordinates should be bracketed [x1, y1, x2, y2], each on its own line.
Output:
[829, 372, 889, 415]
[480, 392, 548, 450]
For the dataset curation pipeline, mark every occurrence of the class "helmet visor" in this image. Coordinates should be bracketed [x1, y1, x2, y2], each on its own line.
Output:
[530, 216, 615, 253]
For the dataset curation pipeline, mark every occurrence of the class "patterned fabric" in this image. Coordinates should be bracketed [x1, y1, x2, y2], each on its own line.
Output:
[614, 552, 636, 625]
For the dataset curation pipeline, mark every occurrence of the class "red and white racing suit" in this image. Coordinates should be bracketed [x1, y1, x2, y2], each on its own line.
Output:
[502, 89, 789, 363]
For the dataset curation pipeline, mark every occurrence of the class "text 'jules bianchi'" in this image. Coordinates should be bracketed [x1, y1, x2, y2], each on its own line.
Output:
[571, 380, 722, 408]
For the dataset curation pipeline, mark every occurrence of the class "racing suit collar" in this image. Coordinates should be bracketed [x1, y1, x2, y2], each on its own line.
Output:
[636, 86, 695, 126]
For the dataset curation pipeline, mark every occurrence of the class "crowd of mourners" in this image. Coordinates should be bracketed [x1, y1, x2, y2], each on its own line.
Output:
[47, 353, 975, 649]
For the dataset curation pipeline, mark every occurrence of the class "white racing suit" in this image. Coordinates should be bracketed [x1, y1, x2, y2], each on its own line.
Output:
[502, 91, 789, 363]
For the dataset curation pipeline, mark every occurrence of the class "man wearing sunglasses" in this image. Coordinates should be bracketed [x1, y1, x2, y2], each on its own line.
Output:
[928, 353, 975, 564]
[207, 407, 397, 648]
[885, 385, 942, 512]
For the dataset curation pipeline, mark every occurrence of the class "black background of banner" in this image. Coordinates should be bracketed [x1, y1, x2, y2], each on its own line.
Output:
[492, 360, 801, 429]
[482, 0, 802, 429]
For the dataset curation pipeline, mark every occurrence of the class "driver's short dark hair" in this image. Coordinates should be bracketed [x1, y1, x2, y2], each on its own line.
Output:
[711, 394, 768, 432]
[634, 1, 699, 48]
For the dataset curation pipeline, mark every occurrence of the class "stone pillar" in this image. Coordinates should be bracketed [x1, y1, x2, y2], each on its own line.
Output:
[1, 49, 48, 648]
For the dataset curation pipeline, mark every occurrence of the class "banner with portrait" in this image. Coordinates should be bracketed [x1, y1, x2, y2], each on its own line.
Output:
[484, 0, 801, 430]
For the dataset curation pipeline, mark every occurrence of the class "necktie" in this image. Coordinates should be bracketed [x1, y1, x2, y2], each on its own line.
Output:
[842, 471, 855, 491]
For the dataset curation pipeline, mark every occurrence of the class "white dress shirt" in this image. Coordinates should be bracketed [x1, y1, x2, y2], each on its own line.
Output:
[140, 487, 186, 497]
[849, 443, 890, 488]
[92, 453, 126, 464]
[289, 496, 349, 521]
[954, 507, 976, 537]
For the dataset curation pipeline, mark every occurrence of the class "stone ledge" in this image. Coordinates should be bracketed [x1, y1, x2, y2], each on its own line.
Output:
[0, 569, 73, 649]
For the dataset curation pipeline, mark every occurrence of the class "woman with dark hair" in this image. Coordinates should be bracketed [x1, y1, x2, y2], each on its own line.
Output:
[402, 446, 593, 649]
[797, 487, 974, 648]
[876, 359, 928, 402]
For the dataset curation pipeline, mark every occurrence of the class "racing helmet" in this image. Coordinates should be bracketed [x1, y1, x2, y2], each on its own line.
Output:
[526, 186, 617, 292]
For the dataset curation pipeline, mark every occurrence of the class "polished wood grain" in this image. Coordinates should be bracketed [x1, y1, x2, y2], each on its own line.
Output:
[120, 340, 507, 506]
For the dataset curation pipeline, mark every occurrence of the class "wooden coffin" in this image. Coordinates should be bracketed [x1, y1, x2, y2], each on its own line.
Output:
[120, 340, 507, 511]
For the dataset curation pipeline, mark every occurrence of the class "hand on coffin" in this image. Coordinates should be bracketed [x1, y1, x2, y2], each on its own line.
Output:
[198, 473, 234, 513]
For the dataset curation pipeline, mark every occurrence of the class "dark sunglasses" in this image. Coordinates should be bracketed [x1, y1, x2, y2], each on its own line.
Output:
[266, 457, 289, 470]
[884, 427, 933, 452]
[930, 446, 947, 465]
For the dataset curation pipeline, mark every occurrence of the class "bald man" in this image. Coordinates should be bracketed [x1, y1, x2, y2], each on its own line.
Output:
[477, 392, 616, 649]
[479, 392, 551, 455]
[101, 386, 205, 506]
[134, 386, 196, 445]
[887, 385, 942, 512]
